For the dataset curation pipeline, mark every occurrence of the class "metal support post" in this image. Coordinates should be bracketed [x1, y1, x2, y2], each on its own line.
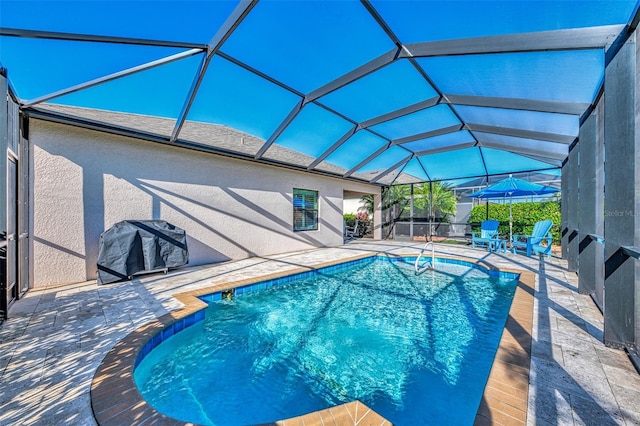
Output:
[577, 100, 605, 310]
[603, 30, 640, 348]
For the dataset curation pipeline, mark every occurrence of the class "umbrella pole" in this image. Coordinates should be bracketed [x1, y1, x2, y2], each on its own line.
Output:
[509, 195, 513, 251]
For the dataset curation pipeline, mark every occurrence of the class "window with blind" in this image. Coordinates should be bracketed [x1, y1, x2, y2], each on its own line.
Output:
[293, 189, 318, 231]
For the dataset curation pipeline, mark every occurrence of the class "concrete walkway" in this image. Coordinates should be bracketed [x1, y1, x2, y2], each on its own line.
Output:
[0, 241, 638, 425]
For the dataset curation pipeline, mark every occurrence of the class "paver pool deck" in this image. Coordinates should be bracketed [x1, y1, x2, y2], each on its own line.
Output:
[1, 241, 639, 425]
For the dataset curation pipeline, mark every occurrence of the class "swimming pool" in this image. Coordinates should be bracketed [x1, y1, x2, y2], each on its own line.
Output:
[133, 256, 519, 425]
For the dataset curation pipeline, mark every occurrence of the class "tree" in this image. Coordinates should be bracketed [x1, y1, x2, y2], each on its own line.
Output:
[359, 194, 374, 215]
[359, 185, 411, 217]
[358, 184, 457, 239]
[383, 184, 411, 218]
[413, 182, 457, 222]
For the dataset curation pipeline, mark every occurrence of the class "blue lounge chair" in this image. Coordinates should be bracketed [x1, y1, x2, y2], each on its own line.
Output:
[511, 220, 553, 257]
[471, 220, 500, 250]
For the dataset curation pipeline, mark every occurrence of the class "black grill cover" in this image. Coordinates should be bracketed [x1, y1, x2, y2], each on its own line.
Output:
[97, 220, 188, 285]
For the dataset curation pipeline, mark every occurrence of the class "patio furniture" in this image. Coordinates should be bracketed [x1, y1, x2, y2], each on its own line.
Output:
[490, 238, 508, 253]
[345, 219, 359, 239]
[471, 220, 500, 250]
[468, 176, 559, 245]
[511, 220, 553, 257]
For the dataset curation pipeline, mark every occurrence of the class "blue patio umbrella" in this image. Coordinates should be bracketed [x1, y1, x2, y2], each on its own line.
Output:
[468, 175, 559, 244]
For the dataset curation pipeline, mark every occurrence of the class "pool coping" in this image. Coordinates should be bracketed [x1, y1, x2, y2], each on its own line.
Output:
[90, 252, 534, 425]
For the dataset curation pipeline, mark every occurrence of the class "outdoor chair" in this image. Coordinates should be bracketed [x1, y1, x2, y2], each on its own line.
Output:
[345, 219, 359, 239]
[511, 220, 553, 257]
[471, 220, 500, 250]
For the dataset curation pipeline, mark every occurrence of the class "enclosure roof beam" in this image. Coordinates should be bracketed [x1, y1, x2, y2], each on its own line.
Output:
[414, 142, 476, 157]
[344, 143, 390, 178]
[400, 25, 625, 58]
[443, 94, 589, 115]
[23, 48, 204, 107]
[360, 96, 440, 129]
[371, 154, 413, 183]
[306, 48, 400, 101]
[478, 140, 567, 161]
[391, 124, 463, 146]
[255, 98, 306, 159]
[416, 157, 432, 182]
[465, 123, 577, 144]
[307, 125, 359, 170]
[516, 153, 564, 167]
[0, 27, 208, 49]
[170, 0, 257, 143]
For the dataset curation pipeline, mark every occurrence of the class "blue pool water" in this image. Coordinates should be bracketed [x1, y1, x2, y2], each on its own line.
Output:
[134, 257, 518, 425]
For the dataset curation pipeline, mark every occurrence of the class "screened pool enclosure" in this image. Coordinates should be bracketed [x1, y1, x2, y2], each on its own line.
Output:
[1, 1, 639, 360]
[0, 0, 636, 184]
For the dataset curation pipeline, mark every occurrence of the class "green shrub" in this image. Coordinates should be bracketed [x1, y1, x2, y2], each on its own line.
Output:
[469, 201, 561, 245]
[343, 213, 357, 227]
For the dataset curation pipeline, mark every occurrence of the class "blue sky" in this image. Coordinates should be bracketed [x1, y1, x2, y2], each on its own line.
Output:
[1, 0, 638, 180]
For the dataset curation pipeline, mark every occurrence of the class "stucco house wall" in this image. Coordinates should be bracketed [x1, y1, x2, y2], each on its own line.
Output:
[30, 120, 380, 287]
[343, 198, 366, 215]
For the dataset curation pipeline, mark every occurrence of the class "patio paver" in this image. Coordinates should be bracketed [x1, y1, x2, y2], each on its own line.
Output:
[1, 241, 638, 425]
